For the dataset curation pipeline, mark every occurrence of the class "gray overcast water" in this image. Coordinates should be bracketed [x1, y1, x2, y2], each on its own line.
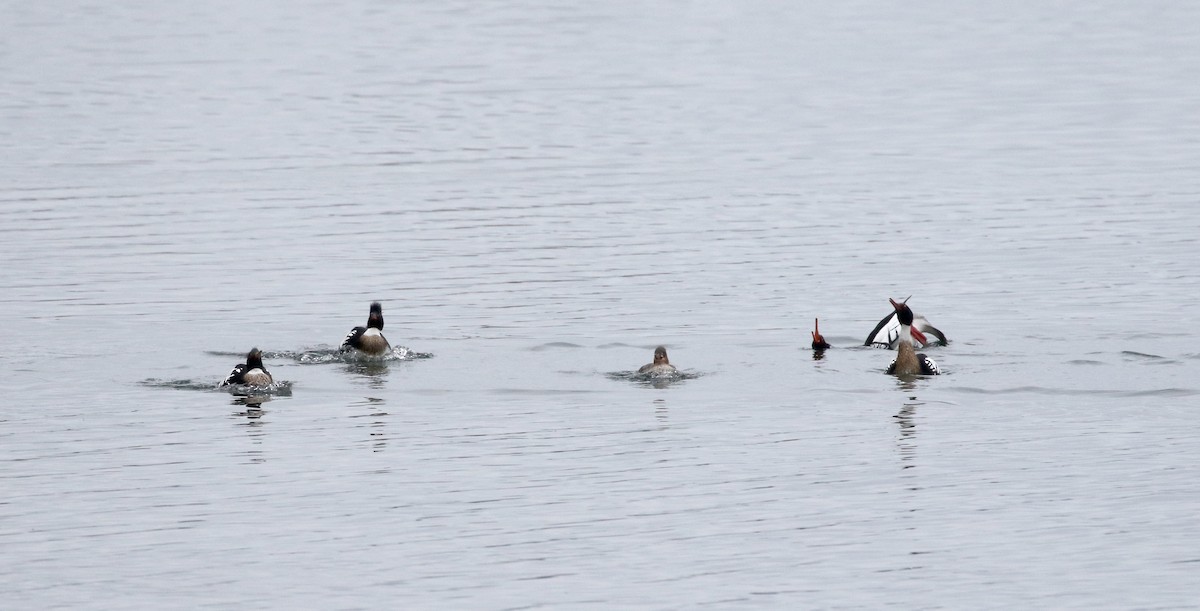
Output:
[3, 1, 1200, 608]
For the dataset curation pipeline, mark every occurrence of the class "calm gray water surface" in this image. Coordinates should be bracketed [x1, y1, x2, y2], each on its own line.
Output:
[4, 1, 1200, 608]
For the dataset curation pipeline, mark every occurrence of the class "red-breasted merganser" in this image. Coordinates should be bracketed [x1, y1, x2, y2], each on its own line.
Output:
[222, 347, 273, 386]
[811, 318, 830, 351]
[886, 298, 940, 376]
[865, 297, 947, 349]
[341, 302, 391, 355]
[638, 346, 678, 374]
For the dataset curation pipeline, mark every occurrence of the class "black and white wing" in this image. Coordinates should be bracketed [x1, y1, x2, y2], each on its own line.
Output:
[918, 353, 940, 375]
[222, 363, 247, 386]
[866, 312, 902, 349]
[340, 326, 366, 351]
[867, 312, 947, 349]
[914, 316, 948, 346]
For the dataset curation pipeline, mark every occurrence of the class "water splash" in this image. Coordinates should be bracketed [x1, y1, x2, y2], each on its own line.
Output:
[207, 346, 433, 364]
[296, 345, 434, 364]
[139, 378, 294, 395]
[607, 369, 702, 388]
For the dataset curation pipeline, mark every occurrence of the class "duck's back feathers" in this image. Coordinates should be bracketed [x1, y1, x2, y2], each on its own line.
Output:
[887, 351, 940, 376]
[638, 362, 677, 374]
[341, 326, 390, 355]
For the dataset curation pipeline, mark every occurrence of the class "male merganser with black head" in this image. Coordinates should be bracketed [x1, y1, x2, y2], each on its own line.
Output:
[886, 298, 940, 376]
[865, 297, 947, 349]
[222, 348, 273, 386]
[638, 346, 677, 374]
[341, 302, 391, 355]
[811, 318, 830, 351]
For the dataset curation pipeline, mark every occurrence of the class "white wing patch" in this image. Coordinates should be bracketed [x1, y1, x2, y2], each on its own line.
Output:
[241, 368, 273, 386]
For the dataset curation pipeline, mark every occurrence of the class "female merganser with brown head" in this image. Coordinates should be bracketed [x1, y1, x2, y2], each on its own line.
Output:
[865, 297, 947, 349]
[886, 298, 940, 376]
[222, 347, 273, 386]
[638, 346, 677, 374]
[341, 302, 391, 356]
[811, 318, 830, 351]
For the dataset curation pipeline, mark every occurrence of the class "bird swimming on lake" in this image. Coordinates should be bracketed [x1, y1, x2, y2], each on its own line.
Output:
[811, 318, 830, 351]
[341, 302, 391, 356]
[222, 347, 273, 386]
[638, 346, 677, 375]
[864, 297, 947, 349]
[885, 298, 940, 376]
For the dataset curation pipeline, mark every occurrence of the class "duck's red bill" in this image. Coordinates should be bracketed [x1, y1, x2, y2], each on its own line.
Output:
[910, 327, 928, 345]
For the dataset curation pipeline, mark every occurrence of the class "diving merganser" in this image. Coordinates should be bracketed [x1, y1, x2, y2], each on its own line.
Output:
[638, 346, 678, 374]
[886, 298, 940, 376]
[865, 297, 947, 349]
[222, 347, 273, 386]
[341, 302, 391, 355]
[811, 318, 830, 351]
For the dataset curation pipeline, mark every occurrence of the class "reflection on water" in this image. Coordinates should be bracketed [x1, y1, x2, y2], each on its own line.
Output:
[895, 400, 919, 469]
[653, 397, 669, 427]
[343, 361, 390, 390]
[893, 376, 922, 469]
[231, 397, 268, 463]
[232, 394, 271, 413]
[350, 397, 390, 453]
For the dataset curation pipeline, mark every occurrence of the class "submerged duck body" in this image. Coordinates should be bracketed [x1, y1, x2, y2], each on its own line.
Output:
[341, 302, 391, 355]
[884, 298, 940, 376]
[638, 346, 678, 375]
[811, 318, 830, 351]
[223, 348, 273, 386]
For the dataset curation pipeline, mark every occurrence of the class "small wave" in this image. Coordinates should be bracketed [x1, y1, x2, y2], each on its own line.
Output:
[1119, 350, 1179, 366]
[140, 378, 216, 391]
[597, 342, 641, 350]
[1121, 350, 1166, 360]
[948, 386, 1199, 398]
[528, 342, 584, 351]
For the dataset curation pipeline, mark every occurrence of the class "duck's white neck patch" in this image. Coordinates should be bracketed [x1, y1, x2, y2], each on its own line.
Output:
[364, 328, 382, 337]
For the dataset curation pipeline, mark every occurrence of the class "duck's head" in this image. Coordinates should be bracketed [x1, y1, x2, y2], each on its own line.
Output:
[889, 297, 928, 344]
[653, 346, 669, 365]
[247, 347, 265, 368]
[368, 302, 384, 330]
